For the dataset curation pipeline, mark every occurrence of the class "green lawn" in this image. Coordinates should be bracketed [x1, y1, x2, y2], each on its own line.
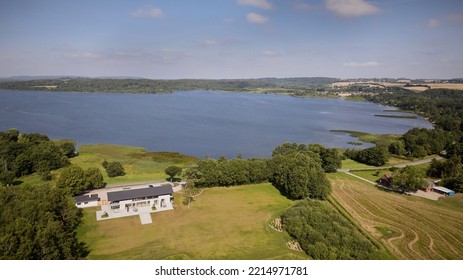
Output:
[78, 183, 308, 260]
[71, 144, 199, 185]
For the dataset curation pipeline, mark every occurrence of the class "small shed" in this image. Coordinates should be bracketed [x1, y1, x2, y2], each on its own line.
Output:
[432, 186, 455, 196]
[74, 194, 100, 208]
[378, 174, 393, 188]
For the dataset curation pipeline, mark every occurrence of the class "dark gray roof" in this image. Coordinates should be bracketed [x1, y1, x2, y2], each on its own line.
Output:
[107, 185, 173, 202]
[74, 194, 99, 203]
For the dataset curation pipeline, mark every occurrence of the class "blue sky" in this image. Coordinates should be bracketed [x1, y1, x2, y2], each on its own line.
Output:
[0, 0, 462, 79]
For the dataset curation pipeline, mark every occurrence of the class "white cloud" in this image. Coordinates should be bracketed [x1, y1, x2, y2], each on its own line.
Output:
[237, 0, 273, 10]
[261, 50, 278, 57]
[246, 12, 269, 24]
[344, 61, 379, 67]
[325, 0, 380, 17]
[204, 39, 220, 46]
[131, 8, 164, 19]
[427, 18, 441, 29]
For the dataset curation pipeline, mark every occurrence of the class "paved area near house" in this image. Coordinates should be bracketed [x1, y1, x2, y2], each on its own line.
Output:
[139, 213, 153, 224]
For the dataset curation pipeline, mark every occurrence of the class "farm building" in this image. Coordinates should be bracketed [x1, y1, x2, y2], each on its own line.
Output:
[432, 186, 455, 196]
[74, 194, 100, 208]
[378, 174, 393, 188]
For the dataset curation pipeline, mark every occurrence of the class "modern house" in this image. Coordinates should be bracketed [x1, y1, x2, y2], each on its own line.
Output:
[106, 185, 174, 212]
[96, 185, 174, 222]
[74, 194, 100, 208]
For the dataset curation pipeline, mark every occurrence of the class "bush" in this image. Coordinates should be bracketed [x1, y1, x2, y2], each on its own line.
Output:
[105, 161, 125, 178]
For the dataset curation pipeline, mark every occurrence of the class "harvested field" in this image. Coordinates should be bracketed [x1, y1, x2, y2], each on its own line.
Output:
[329, 173, 463, 259]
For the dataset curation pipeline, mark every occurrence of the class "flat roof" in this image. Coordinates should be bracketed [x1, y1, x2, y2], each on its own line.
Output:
[74, 194, 99, 203]
[107, 185, 173, 202]
[433, 186, 455, 194]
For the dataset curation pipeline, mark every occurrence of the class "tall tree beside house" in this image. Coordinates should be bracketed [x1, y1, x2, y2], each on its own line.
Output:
[0, 184, 89, 259]
[56, 166, 88, 196]
[392, 166, 426, 192]
[85, 167, 105, 189]
[165, 165, 183, 182]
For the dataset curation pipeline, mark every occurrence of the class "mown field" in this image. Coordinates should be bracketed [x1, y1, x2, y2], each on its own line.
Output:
[78, 183, 308, 260]
[328, 172, 463, 259]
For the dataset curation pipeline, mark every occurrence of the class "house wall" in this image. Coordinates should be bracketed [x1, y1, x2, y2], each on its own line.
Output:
[113, 194, 173, 212]
[76, 200, 99, 208]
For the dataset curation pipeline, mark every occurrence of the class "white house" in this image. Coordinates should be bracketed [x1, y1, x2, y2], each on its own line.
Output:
[74, 194, 100, 208]
[105, 185, 173, 213]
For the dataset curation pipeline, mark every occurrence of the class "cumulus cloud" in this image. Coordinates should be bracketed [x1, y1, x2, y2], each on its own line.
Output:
[325, 0, 380, 17]
[237, 0, 273, 10]
[246, 12, 269, 24]
[427, 18, 441, 29]
[131, 8, 165, 19]
[344, 61, 379, 67]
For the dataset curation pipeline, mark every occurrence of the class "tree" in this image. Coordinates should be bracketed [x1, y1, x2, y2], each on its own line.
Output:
[0, 170, 15, 186]
[0, 184, 89, 259]
[165, 165, 183, 182]
[269, 152, 331, 200]
[105, 161, 125, 178]
[56, 166, 88, 196]
[392, 166, 426, 192]
[85, 167, 105, 189]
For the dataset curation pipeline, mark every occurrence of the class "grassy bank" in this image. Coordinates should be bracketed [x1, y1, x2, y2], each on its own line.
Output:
[330, 130, 400, 147]
[78, 183, 308, 260]
[71, 144, 199, 185]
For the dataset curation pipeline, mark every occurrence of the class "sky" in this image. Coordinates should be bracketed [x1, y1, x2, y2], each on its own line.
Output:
[0, 0, 462, 79]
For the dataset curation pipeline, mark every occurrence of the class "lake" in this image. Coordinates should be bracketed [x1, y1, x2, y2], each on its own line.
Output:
[0, 89, 433, 158]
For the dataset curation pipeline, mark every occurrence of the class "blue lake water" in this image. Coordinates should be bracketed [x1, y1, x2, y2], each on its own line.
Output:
[0, 89, 433, 158]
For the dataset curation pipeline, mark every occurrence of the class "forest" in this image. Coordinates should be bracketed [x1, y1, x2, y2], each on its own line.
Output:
[364, 88, 463, 192]
[0, 77, 339, 94]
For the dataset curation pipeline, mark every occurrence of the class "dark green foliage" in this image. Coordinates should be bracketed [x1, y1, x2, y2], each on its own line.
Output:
[0, 130, 70, 185]
[185, 157, 269, 187]
[388, 140, 406, 156]
[427, 157, 463, 178]
[165, 165, 183, 181]
[57, 166, 105, 195]
[281, 199, 379, 260]
[401, 128, 451, 157]
[272, 143, 341, 172]
[344, 146, 390, 166]
[0, 184, 88, 259]
[269, 152, 331, 200]
[0, 77, 340, 94]
[85, 167, 105, 189]
[443, 176, 463, 193]
[104, 161, 125, 178]
[392, 166, 426, 192]
[0, 170, 15, 186]
[58, 141, 77, 158]
[56, 166, 87, 196]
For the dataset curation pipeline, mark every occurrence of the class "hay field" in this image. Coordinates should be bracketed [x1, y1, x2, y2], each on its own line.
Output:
[78, 183, 308, 260]
[426, 83, 463, 90]
[329, 173, 463, 259]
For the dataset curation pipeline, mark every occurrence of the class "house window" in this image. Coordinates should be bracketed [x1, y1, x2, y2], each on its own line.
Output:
[147, 201, 150, 205]
[77, 203, 81, 205]
[84, 202, 88, 204]
[111, 205, 120, 210]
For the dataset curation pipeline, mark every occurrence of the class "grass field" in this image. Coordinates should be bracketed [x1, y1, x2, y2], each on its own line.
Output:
[328, 172, 463, 259]
[71, 144, 199, 185]
[78, 183, 308, 260]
